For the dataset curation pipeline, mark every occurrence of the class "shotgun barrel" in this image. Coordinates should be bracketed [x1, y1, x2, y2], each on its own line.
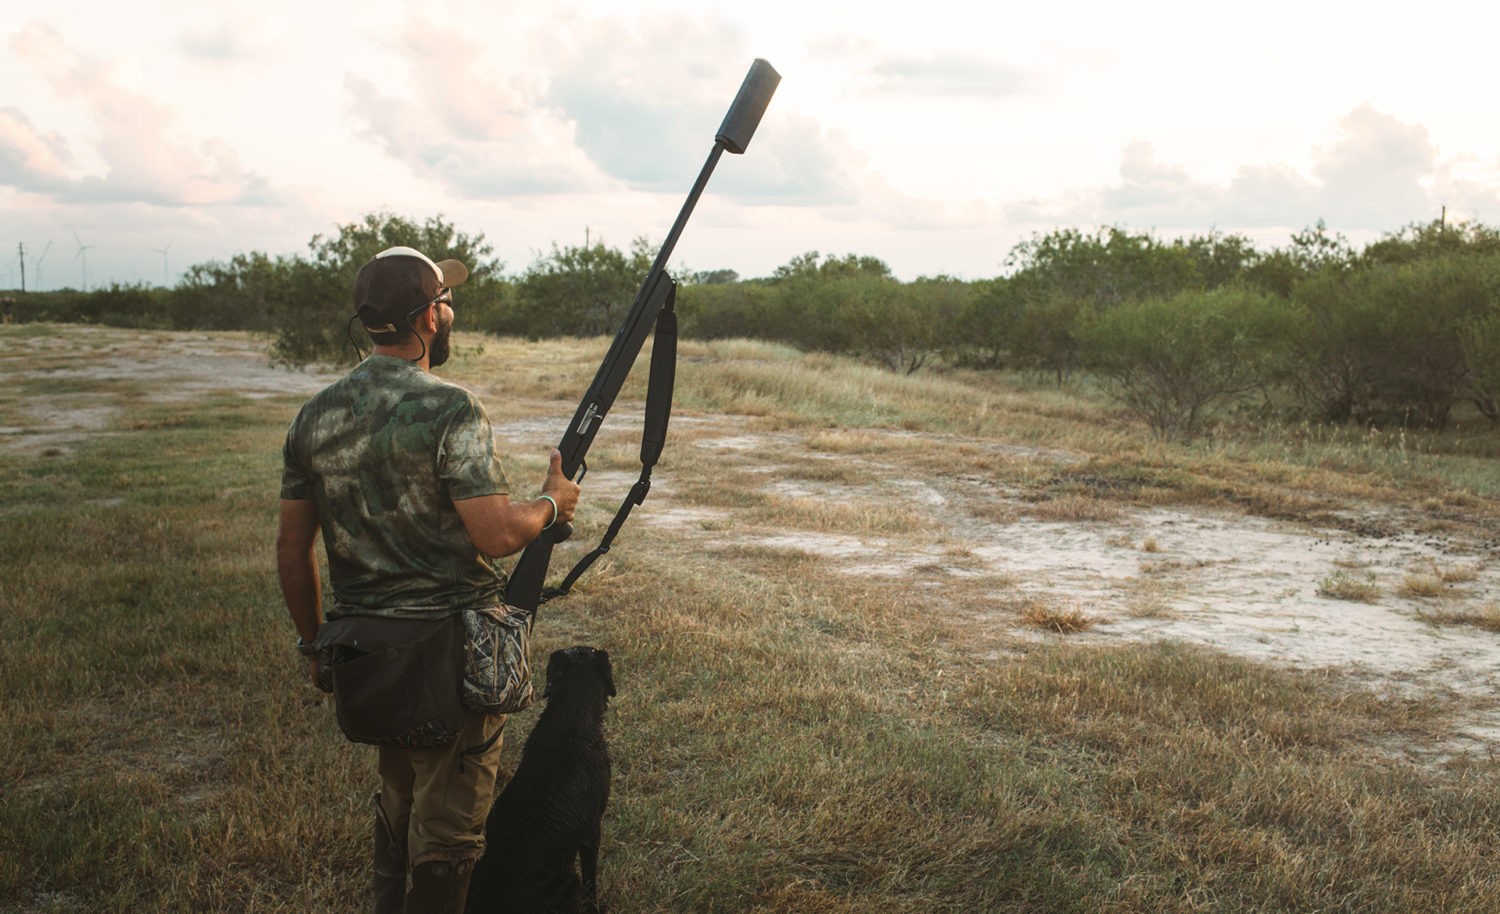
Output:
[503, 59, 780, 613]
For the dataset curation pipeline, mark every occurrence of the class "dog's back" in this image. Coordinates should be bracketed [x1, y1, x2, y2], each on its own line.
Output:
[467, 646, 614, 914]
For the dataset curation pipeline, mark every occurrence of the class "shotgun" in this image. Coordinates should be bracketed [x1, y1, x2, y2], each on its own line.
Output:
[504, 58, 780, 614]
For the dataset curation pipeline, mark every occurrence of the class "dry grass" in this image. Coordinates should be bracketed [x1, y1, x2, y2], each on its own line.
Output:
[1017, 599, 1098, 633]
[6, 326, 1500, 914]
[1418, 560, 1481, 585]
[1396, 560, 1476, 599]
[1399, 572, 1453, 599]
[1419, 604, 1500, 633]
[1022, 492, 1124, 523]
[1318, 571, 1383, 603]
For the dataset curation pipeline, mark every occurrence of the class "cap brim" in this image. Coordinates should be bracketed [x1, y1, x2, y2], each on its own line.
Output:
[435, 259, 469, 287]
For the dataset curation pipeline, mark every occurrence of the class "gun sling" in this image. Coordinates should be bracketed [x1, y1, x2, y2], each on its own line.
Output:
[542, 284, 677, 604]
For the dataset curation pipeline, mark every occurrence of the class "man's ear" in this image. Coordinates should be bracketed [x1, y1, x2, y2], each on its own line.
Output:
[415, 302, 439, 333]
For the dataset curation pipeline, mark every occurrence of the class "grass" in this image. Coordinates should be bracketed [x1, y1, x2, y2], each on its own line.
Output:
[1398, 561, 1481, 599]
[1017, 599, 1098, 633]
[5, 325, 1500, 913]
[1420, 604, 1500, 634]
[1318, 571, 1383, 603]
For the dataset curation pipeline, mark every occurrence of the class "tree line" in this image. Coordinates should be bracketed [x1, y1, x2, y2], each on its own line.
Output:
[9, 212, 1500, 439]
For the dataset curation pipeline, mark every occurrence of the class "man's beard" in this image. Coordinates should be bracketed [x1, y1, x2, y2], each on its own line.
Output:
[428, 315, 453, 367]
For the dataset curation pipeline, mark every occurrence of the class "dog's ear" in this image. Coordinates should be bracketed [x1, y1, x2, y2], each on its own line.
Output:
[594, 649, 616, 698]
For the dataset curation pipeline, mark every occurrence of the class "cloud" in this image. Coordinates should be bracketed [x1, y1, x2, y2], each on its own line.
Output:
[343, 19, 609, 198]
[872, 55, 1031, 97]
[346, 12, 880, 210]
[539, 16, 740, 190]
[1313, 103, 1434, 219]
[0, 106, 74, 188]
[4, 23, 273, 207]
[546, 72, 706, 190]
[176, 15, 274, 62]
[535, 20, 884, 207]
[1006, 105, 1496, 235]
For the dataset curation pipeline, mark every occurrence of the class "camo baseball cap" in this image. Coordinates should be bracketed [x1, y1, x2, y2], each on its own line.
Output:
[354, 246, 470, 338]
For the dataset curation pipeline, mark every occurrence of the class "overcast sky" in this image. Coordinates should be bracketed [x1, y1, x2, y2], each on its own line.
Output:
[3, 0, 1498, 290]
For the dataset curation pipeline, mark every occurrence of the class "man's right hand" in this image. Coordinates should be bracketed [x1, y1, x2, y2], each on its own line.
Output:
[541, 448, 581, 527]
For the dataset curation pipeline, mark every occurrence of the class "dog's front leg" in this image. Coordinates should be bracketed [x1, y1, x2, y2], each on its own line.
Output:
[579, 820, 602, 913]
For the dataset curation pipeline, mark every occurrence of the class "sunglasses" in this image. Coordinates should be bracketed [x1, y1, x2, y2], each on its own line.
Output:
[405, 289, 453, 324]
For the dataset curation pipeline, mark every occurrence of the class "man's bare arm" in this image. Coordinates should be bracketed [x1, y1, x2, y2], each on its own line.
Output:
[453, 449, 580, 558]
[276, 498, 323, 643]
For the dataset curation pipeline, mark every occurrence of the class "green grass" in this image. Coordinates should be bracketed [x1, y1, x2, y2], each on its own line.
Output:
[4, 325, 1500, 913]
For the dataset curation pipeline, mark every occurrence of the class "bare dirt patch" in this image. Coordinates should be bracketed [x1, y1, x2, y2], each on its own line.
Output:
[1, 326, 337, 458]
[646, 424, 1500, 754]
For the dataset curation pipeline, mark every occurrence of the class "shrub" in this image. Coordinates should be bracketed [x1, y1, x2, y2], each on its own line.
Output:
[1292, 252, 1500, 428]
[1079, 287, 1296, 439]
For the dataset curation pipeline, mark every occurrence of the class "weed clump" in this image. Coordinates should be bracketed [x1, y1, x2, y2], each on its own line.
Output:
[1317, 571, 1381, 603]
[1018, 599, 1097, 633]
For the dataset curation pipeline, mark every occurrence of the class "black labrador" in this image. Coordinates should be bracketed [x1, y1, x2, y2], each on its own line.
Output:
[467, 646, 615, 914]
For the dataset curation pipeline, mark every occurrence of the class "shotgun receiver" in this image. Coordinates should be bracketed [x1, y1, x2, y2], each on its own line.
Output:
[504, 59, 780, 613]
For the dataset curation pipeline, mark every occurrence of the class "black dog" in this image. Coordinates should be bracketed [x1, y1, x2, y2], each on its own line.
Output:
[467, 646, 615, 914]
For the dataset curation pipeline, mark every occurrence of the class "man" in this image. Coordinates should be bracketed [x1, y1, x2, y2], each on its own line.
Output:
[276, 246, 581, 913]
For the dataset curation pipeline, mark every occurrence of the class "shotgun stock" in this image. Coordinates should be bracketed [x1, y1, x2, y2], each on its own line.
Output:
[503, 59, 779, 613]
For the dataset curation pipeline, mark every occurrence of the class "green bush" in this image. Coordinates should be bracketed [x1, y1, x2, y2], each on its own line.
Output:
[1291, 252, 1500, 428]
[1080, 287, 1296, 439]
[676, 280, 777, 341]
[507, 239, 650, 338]
[169, 254, 281, 332]
[1458, 265, 1500, 422]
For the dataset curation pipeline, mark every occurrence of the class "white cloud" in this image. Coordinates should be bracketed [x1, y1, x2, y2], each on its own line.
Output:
[1006, 105, 1483, 238]
[1313, 104, 1435, 221]
[5, 22, 273, 207]
[871, 55, 1032, 98]
[0, 106, 75, 186]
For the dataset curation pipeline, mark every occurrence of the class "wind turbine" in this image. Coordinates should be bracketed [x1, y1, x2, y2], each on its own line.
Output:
[33, 240, 52, 292]
[70, 230, 95, 291]
[150, 242, 172, 288]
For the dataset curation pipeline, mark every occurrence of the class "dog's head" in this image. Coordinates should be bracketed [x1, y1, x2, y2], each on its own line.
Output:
[543, 646, 616, 701]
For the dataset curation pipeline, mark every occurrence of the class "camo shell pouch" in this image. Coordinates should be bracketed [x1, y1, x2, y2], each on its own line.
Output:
[462, 607, 535, 714]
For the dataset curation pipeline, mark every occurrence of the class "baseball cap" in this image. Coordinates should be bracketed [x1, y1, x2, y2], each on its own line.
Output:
[353, 246, 470, 337]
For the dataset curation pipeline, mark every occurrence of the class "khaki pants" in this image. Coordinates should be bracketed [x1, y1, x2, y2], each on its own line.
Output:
[375, 709, 506, 869]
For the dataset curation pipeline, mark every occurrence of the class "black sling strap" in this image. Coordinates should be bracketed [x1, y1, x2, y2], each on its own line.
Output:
[541, 285, 677, 604]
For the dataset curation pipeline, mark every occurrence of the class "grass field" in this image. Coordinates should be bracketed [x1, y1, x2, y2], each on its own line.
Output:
[3, 324, 1499, 913]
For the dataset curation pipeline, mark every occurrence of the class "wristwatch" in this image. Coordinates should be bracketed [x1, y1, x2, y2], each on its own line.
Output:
[296, 636, 319, 657]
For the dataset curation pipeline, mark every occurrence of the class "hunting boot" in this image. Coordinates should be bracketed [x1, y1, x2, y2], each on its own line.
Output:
[403, 856, 475, 914]
[371, 793, 407, 914]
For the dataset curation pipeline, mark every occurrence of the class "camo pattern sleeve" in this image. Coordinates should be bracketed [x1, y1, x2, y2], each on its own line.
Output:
[281, 423, 315, 500]
[441, 396, 510, 501]
[281, 356, 512, 616]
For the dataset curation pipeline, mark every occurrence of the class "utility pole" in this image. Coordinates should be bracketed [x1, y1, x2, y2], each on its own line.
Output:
[16, 242, 23, 292]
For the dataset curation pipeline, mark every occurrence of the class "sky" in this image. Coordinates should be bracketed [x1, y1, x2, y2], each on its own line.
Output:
[3, 0, 1499, 290]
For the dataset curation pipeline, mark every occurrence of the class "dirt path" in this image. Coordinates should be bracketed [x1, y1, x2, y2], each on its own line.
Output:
[0, 326, 339, 458]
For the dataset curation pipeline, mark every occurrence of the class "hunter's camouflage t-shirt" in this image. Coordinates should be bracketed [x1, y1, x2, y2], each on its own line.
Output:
[281, 355, 511, 617]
